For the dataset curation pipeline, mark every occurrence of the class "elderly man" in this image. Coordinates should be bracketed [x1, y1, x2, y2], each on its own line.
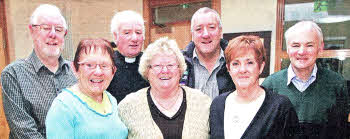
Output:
[1, 4, 76, 139]
[262, 21, 349, 138]
[107, 10, 149, 103]
[181, 7, 234, 99]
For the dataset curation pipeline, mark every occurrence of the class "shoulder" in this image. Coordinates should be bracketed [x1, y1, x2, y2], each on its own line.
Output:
[318, 67, 345, 82]
[54, 89, 76, 104]
[212, 91, 230, 105]
[105, 91, 118, 104]
[118, 87, 148, 108]
[1, 59, 29, 75]
[182, 42, 195, 57]
[264, 89, 294, 109]
[262, 69, 287, 86]
[220, 39, 229, 50]
[266, 68, 287, 79]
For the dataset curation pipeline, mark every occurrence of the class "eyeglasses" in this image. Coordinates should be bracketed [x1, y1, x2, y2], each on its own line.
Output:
[32, 24, 65, 36]
[149, 64, 179, 72]
[78, 62, 113, 70]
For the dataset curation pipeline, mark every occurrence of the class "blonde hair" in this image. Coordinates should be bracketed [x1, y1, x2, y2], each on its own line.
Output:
[138, 37, 187, 81]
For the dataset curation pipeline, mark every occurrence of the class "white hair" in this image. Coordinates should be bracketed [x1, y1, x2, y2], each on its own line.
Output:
[285, 20, 323, 45]
[190, 7, 222, 32]
[110, 10, 145, 44]
[30, 4, 67, 29]
[138, 37, 187, 81]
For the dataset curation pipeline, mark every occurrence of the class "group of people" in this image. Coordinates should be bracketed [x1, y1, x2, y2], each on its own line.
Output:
[1, 3, 348, 139]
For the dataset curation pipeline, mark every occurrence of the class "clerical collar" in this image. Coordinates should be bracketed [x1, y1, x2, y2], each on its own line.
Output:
[125, 57, 136, 63]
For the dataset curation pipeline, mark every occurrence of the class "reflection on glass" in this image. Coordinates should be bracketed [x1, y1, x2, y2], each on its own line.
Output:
[283, 0, 350, 50]
[152, 1, 211, 25]
[281, 57, 350, 80]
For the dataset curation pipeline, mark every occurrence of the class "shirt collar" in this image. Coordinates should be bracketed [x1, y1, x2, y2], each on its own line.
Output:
[27, 50, 69, 73]
[287, 64, 317, 85]
[192, 47, 225, 62]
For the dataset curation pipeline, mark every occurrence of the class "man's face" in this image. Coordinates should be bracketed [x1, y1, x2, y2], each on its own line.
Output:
[30, 15, 65, 59]
[114, 19, 144, 58]
[287, 29, 323, 72]
[191, 12, 222, 57]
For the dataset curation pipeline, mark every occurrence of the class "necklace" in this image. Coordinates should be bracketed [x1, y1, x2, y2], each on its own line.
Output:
[151, 88, 182, 112]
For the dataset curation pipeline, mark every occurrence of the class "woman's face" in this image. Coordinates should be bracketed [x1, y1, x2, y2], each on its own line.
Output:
[227, 50, 264, 90]
[76, 48, 115, 95]
[148, 53, 181, 91]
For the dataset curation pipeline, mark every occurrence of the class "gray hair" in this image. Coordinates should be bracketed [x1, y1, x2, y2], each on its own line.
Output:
[285, 20, 323, 45]
[30, 4, 67, 29]
[138, 37, 187, 81]
[190, 7, 222, 32]
[110, 10, 145, 44]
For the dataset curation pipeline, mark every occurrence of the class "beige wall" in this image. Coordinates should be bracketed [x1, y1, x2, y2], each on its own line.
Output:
[5, 0, 142, 61]
[221, 0, 277, 74]
[5, 0, 278, 71]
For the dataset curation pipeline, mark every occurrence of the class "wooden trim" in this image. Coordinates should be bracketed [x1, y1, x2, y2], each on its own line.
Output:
[212, 0, 221, 15]
[275, 0, 285, 72]
[319, 50, 350, 58]
[1, 0, 9, 65]
[143, 0, 151, 48]
[151, 20, 191, 28]
[150, 0, 208, 8]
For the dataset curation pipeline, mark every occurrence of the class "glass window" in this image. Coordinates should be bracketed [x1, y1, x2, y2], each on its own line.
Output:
[283, 0, 350, 50]
[152, 1, 211, 25]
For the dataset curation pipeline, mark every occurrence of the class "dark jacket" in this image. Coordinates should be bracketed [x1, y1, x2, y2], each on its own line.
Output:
[107, 50, 149, 103]
[210, 87, 300, 139]
[181, 39, 235, 95]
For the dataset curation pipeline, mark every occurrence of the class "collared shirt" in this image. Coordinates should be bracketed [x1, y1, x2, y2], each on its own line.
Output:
[193, 48, 225, 99]
[287, 64, 317, 92]
[1, 51, 77, 138]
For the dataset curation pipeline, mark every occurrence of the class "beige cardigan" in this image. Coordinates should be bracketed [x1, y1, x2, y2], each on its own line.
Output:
[118, 86, 211, 139]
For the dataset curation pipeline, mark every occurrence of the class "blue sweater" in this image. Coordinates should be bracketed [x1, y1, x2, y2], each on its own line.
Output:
[45, 89, 128, 139]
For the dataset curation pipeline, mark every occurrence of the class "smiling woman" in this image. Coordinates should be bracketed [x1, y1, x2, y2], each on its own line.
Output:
[210, 35, 300, 138]
[118, 37, 211, 139]
[45, 38, 128, 139]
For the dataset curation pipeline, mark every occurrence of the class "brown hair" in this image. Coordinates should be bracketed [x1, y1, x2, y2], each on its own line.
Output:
[224, 35, 266, 69]
[73, 38, 115, 72]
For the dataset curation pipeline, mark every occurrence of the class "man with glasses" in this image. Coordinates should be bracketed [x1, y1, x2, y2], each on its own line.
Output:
[107, 10, 149, 103]
[1, 4, 76, 138]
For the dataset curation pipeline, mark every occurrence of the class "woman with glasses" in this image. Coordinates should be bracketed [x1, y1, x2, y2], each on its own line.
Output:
[45, 39, 128, 138]
[210, 35, 300, 138]
[118, 37, 211, 139]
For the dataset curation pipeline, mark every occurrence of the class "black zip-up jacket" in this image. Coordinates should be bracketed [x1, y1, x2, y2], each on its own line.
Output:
[180, 39, 235, 95]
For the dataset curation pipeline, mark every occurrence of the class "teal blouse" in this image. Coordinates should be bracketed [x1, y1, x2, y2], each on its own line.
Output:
[46, 88, 128, 139]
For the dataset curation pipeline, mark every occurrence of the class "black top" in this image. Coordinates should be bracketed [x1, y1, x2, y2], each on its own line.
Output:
[107, 51, 149, 103]
[210, 86, 300, 139]
[147, 87, 187, 139]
